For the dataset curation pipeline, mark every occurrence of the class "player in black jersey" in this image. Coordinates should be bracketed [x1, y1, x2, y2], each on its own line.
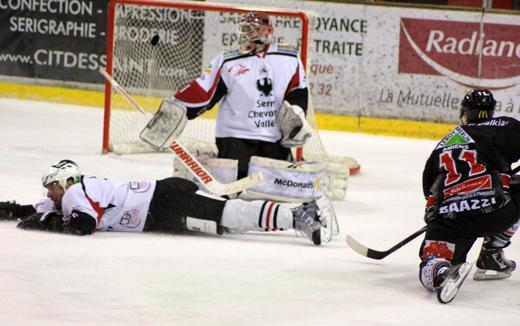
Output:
[419, 89, 519, 296]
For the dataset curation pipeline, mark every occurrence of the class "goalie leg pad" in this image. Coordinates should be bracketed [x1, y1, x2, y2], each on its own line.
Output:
[323, 162, 349, 201]
[240, 156, 327, 202]
[173, 157, 238, 194]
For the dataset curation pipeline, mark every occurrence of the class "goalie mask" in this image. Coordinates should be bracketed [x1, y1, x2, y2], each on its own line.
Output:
[460, 89, 496, 124]
[42, 159, 81, 190]
[238, 11, 273, 54]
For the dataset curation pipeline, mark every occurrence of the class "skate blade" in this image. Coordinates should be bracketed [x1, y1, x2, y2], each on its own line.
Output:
[437, 262, 473, 304]
[473, 268, 512, 281]
[316, 197, 339, 243]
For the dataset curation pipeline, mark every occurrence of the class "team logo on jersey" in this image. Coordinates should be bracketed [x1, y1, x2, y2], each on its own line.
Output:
[228, 64, 250, 76]
[119, 210, 141, 229]
[204, 64, 212, 75]
[129, 181, 151, 193]
[436, 127, 474, 150]
[256, 77, 273, 96]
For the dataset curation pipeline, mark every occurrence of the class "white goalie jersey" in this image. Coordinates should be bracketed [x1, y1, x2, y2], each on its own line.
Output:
[175, 43, 307, 143]
[61, 176, 156, 232]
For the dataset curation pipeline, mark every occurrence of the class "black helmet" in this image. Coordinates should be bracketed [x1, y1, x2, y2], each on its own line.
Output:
[460, 89, 496, 124]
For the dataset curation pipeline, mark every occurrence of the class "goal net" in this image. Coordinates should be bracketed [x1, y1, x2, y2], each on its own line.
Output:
[102, 0, 360, 174]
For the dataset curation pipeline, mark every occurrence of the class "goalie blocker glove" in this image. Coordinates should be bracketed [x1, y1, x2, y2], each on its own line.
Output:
[276, 101, 312, 148]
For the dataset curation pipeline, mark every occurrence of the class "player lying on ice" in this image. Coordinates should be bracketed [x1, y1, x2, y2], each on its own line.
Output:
[419, 89, 519, 303]
[0, 160, 338, 245]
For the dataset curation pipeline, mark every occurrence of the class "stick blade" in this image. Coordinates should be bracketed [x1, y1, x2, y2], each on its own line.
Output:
[346, 235, 369, 256]
[346, 235, 387, 260]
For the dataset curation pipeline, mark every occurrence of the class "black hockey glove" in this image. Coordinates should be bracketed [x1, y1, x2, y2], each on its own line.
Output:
[424, 209, 437, 224]
[424, 199, 437, 224]
[510, 175, 520, 193]
[0, 201, 36, 220]
[0, 201, 16, 220]
[17, 211, 64, 232]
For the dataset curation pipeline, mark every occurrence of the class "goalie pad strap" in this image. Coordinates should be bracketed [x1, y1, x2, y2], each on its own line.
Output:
[323, 162, 349, 201]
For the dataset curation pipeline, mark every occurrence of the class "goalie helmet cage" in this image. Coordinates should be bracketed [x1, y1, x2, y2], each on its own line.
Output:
[102, 0, 360, 174]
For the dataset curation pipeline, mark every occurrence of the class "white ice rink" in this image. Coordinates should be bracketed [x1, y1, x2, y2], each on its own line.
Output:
[0, 98, 518, 325]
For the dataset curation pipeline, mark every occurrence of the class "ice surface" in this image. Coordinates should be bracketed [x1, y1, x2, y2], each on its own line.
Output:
[0, 98, 518, 325]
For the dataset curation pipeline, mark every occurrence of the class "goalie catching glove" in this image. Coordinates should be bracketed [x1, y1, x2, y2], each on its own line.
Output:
[276, 101, 312, 148]
[140, 98, 188, 150]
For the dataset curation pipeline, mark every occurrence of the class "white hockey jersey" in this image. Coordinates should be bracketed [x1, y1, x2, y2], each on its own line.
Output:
[61, 176, 156, 232]
[175, 43, 307, 142]
[34, 198, 56, 213]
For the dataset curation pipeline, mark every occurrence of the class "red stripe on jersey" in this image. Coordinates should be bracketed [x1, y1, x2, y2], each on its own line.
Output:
[265, 202, 276, 231]
[284, 63, 301, 96]
[85, 196, 105, 225]
[425, 196, 436, 209]
[175, 68, 223, 106]
[501, 174, 510, 188]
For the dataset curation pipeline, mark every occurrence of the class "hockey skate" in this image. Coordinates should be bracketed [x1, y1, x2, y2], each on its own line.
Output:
[315, 196, 339, 243]
[292, 202, 322, 245]
[437, 262, 473, 304]
[473, 246, 516, 281]
[291, 196, 339, 245]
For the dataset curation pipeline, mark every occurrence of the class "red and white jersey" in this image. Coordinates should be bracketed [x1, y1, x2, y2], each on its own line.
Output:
[61, 176, 156, 232]
[175, 43, 307, 142]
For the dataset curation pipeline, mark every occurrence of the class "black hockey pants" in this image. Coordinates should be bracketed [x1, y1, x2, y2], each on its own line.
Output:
[145, 177, 226, 233]
[419, 190, 520, 265]
[216, 137, 292, 179]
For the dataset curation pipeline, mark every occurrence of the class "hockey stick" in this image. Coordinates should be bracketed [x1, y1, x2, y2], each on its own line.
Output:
[346, 225, 427, 260]
[99, 67, 263, 195]
[347, 167, 520, 260]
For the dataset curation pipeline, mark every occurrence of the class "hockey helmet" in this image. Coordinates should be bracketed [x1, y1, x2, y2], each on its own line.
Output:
[460, 89, 496, 124]
[42, 159, 81, 190]
[238, 11, 273, 54]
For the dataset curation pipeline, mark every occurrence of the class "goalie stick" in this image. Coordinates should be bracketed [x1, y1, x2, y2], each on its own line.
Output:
[99, 67, 263, 195]
[346, 226, 427, 260]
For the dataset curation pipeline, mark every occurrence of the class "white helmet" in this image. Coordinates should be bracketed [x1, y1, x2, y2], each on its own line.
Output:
[41, 159, 81, 189]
